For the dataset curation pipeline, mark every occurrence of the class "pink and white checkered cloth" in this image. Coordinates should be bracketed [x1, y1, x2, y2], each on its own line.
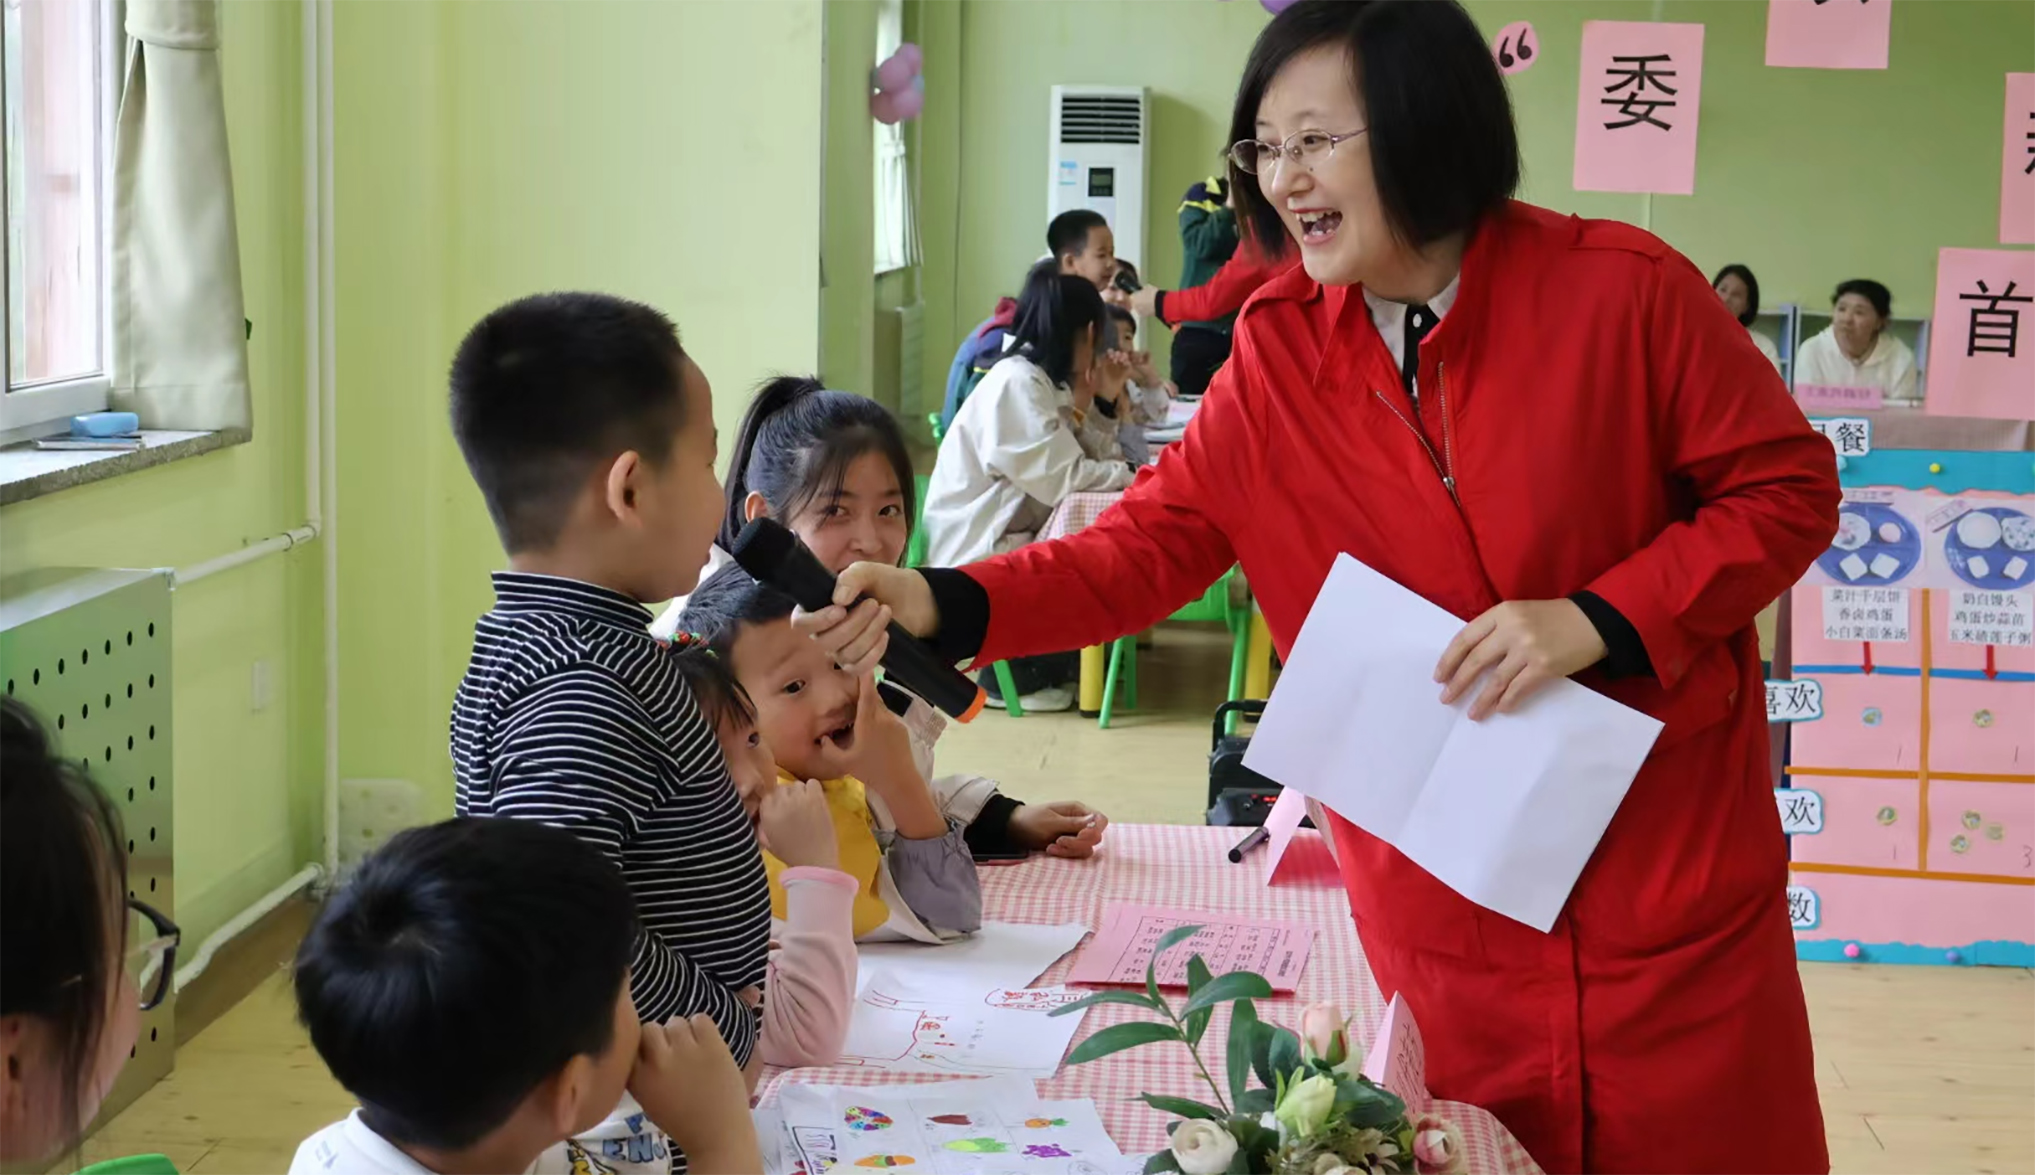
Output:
[1040, 491, 1127, 542]
[756, 824, 1543, 1174]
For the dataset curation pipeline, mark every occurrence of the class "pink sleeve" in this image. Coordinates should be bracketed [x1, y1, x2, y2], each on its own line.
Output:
[759, 867, 859, 1069]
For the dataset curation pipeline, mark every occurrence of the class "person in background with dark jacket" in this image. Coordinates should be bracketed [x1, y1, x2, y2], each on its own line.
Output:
[1130, 174, 1295, 397]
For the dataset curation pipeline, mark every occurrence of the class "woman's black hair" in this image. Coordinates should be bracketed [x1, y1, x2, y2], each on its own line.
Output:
[1833, 279, 1893, 321]
[1, 698, 128, 1155]
[1713, 264, 1762, 327]
[719, 376, 917, 556]
[669, 646, 757, 734]
[1010, 265, 1109, 388]
[1228, 0, 1520, 255]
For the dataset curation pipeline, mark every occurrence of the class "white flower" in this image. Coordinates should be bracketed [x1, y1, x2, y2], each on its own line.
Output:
[1310, 1153, 1352, 1175]
[1170, 1120, 1240, 1175]
[1274, 1074, 1338, 1139]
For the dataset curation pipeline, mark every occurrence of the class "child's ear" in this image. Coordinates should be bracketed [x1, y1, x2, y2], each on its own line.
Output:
[743, 491, 772, 526]
[603, 451, 644, 523]
[543, 1053, 599, 1138]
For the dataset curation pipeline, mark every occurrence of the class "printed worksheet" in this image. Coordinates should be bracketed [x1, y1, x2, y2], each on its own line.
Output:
[777, 1081, 1130, 1175]
[1066, 902, 1315, 991]
[837, 971, 1089, 1078]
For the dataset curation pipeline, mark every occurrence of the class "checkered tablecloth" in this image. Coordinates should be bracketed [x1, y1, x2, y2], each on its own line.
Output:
[756, 824, 1543, 1174]
[1040, 490, 1127, 542]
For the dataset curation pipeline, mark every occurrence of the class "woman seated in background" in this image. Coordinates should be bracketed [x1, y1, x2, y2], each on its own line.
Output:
[1712, 263, 1782, 372]
[1793, 278, 1918, 403]
[922, 265, 1136, 712]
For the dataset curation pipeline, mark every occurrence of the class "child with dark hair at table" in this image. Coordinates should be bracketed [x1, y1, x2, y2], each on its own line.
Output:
[289, 817, 760, 1175]
[1104, 304, 1177, 467]
[444, 292, 771, 1170]
[680, 564, 983, 944]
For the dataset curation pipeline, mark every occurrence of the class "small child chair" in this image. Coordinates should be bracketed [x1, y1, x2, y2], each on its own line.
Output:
[1097, 567, 1249, 729]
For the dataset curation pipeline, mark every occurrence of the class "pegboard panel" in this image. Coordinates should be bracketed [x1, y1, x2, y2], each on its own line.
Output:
[0, 568, 176, 1123]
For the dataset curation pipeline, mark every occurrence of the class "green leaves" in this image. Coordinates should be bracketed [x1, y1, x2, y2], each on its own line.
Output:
[1147, 924, 1203, 1006]
[1138, 1094, 1224, 1121]
[1066, 1020, 1182, 1066]
[1252, 1022, 1302, 1090]
[1183, 956, 1215, 1045]
[1048, 989, 1165, 1019]
[1142, 1150, 1181, 1175]
[1180, 972, 1276, 1021]
[1225, 999, 1259, 1106]
[1332, 1076, 1408, 1130]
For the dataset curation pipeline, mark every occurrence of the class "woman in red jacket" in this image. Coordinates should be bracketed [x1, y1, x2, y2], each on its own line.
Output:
[806, 3, 1838, 1171]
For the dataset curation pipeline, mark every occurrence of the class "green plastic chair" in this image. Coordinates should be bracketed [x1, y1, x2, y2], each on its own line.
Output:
[1098, 567, 1249, 730]
[79, 1156, 180, 1175]
[908, 416, 1026, 717]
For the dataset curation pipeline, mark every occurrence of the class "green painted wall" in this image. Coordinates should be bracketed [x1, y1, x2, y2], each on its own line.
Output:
[919, 0, 2034, 412]
[0, 1, 319, 949]
[331, 0, 827, 813]
[824, 0, 881, 401]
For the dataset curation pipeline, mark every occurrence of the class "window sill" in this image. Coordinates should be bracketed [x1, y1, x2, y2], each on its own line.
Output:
[0, 428, 250, 507]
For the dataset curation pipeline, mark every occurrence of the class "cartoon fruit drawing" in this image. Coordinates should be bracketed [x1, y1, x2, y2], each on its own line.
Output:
[1023, 1119, 1068, 1129]
[944, 1139, 1012, 1154]
[843, 1107, 894, 1132]
[929, 1115, 972, 1127]
[1024, 1145, 1074, 1159]
[853, 1157, 914, 1169]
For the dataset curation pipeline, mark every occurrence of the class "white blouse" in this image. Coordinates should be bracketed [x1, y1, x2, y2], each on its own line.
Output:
[1747, 327, 1782, 372]
[921, 353, 1135, 568]
[1793, 326, 1918, 403]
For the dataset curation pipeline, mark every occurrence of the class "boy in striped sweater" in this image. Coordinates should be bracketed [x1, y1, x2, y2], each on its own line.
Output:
[444, 292, 772, 1172]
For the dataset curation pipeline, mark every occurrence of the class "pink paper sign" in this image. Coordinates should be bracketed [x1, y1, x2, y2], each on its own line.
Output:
[1360, 992, 1431, 1111]
[1066, 902, 1316, 991]
[1796, 383, 1885, 412]
[1925, 248, 2035, 423]
[2002, 73, 2035, 245]
[1260, 788, 1309, 885]
[1493, 21, 1538, 76]
[1573, 22, 1706, 196]
[1764, 0, 1892, 70]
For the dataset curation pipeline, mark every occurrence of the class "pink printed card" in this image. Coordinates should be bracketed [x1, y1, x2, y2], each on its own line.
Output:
[1764, 0, 1891, 71]
[1573, 21, 1706, 195]
[1066, 903, 1316, 991]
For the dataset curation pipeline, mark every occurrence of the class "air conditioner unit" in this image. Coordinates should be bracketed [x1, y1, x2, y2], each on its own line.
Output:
[1049, 85, 1149, 273]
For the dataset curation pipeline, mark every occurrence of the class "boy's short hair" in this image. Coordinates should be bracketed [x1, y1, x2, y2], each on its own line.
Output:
[1047, 210, 1108, 261]
[676, 564, 796, 662]
[449, 292, 690, 554]
[293, 818, 638, 1151]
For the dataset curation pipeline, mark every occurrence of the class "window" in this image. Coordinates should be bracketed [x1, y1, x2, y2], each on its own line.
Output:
[1, 0, 115, 441]
[872, 0, 915, 275]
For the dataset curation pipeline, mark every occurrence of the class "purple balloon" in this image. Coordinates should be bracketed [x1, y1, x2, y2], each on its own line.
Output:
[892, 85, 925, 122]
[870, 89, 903, 124]
[873, 51, 914, 94]
[1261, 0, 1301, 12]
[897, 42, 923, 74]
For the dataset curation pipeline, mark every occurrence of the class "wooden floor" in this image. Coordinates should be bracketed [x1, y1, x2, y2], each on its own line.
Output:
[85, 628, 2034, 1173]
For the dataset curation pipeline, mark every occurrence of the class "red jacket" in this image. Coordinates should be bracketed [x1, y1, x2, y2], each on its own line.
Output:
[1158, 242, 1294, 328]
[965, 202, 1839, 1174]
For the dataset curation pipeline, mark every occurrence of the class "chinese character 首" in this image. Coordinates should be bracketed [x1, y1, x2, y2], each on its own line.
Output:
[1961, 279, 2033, 359]
[1601, 55, 1678, 130]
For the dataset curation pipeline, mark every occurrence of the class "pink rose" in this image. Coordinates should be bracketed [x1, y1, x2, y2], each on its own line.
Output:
[1411, 1119, 1464, 1175]
[1299, 1002, 1348, 1066]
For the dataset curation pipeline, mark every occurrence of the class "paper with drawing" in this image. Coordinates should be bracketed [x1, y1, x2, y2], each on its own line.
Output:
[1243, 554, 1664, 932]
[772, 1079, 1131, 1175]
[838, 971, 1088, 1078]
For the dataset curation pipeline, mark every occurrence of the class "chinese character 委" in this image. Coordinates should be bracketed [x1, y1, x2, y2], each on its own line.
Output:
[1601, 54, 1678, 130]
[1962, 279, 2034, 358]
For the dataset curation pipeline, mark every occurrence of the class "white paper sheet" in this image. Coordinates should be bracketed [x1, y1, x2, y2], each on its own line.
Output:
[774, 1080, 1127, 1175]
[855, 921, 1090, 995]
[838, 970, 1089, 1078]
[1243, 554, 1664, 931]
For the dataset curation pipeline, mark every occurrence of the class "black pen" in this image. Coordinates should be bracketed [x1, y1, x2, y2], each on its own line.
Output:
[1228, 826, 1272, 863]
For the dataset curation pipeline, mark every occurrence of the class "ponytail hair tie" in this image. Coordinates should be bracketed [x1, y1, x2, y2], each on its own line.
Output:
[662, 631, 715, 657]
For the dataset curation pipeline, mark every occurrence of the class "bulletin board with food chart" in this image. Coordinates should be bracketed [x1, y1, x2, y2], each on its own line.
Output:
[1782, 449, 2035, 967]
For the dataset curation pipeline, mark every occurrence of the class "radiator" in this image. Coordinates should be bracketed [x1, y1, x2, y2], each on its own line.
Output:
[0, 568, 175, 1125]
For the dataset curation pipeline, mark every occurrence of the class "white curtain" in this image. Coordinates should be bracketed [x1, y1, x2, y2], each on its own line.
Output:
[872, 0, 916, 274]
[110, 0, 250, 432]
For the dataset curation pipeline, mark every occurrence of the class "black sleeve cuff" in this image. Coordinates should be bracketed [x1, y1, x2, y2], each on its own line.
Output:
[918, 567, 990, 665]
[1154, 289, 1170, 324]
[1570, 590, 1654, 679]
[1095, 395, 1120, 420]
[963, 793, 1025, 856]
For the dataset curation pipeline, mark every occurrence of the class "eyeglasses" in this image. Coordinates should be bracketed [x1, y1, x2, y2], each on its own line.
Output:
[128, 898, 180, 1012]
[1228, 128, 1369, 176]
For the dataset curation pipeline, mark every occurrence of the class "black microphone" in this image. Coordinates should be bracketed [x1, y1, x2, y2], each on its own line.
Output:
[729, 518, 988, 723]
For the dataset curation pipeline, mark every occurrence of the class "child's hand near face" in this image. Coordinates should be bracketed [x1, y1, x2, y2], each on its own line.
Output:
[630, 1014, 764, 1173]
[826, 673, 946, 840]
[757, 778, 840, 871]
[1008, 801, 1108, 858]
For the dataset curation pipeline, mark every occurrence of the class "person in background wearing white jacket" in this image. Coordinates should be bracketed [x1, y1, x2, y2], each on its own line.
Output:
[1793, 278, 1918, 403]
[922, 267, 1136, 711]
[1711, 264, 1782, 373]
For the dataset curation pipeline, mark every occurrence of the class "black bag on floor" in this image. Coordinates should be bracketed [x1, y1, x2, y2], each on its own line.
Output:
[1205, 701, 1313, 828]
